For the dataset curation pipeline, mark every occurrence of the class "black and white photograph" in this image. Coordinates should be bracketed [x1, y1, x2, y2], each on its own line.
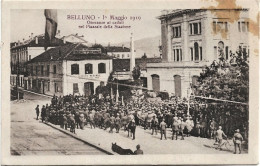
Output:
[1, 0, 259, 165]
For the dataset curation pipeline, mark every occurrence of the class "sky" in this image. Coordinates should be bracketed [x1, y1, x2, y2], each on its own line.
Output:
[11, 9, 162, 44]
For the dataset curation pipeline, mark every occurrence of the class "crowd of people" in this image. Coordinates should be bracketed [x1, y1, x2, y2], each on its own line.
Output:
[36, 93, 244, 154]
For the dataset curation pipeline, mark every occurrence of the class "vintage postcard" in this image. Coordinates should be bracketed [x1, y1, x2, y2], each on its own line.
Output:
[1, 0, 259, 165]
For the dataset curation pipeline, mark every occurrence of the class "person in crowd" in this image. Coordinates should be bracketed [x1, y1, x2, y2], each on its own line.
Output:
[115, 114, 121, 133]
[134, 144, 143, 155]
[233, 129, 243, 154]
[179, 118, 186, 140]
[35, 105, 39, 120]
[215, 126, 227, 150]
[151, 116, 157, 135]
[160, 118, 167, 140]
[210, 118, 217, 139]
[172, 116, 179, 140]
[41, 105, 46, 122]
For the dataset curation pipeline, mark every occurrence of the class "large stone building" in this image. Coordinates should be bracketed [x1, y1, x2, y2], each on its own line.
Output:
[25, 43, 112, 96]
[146, 9, 249, 97]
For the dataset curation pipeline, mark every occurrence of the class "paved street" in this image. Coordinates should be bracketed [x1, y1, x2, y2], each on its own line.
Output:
[11, 92, 107, 155]
[11, 91, 245, 155]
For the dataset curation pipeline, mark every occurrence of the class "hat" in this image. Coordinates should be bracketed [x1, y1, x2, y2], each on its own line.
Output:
[136, 144, 140, 149]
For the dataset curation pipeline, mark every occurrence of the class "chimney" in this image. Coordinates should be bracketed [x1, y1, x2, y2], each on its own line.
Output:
[122, 44, 124, 49]
[18, 40, 20, 45]
[31, 33, 34, 39]
[63, 37, 66, 44]
[108, 42, 110, 47]
[130, 33, 135, 74]
[35, 36, 38, 44]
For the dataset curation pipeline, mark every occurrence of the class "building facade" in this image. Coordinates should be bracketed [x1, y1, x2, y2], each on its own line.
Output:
[26, 43, 112, 96]
[10, 34, 68, 89]
[147, 9, 249, 97]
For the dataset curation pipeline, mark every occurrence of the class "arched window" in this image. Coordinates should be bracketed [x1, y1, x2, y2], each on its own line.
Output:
[194, 42, 199, 61]
[85, 63, 93, 74]
[71, 64, 79, 75]
[218, 41, 224, 58]
[98, 63, 106, 73]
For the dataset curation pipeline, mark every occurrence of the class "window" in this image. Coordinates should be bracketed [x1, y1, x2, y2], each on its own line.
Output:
[238, 21, 249, 32]
[36, 66, 38, 75]
[54, 83, 58, 92]
[53, 65, 56, 74]
[180, 49, 182, 61]
[122, 54, 124, 58]
[173, 26, 181, 38]
[71, 64, 79, 75]
[194, 42, 199, 61]
[190, 48, 193, 61]
[41, 65, 44, 75]
[173, 48, 182, 62]
[73, 83, 79, 94]
[218, 41, 224, 58]
[47, 82, 50, 91]
[98, 63, 106, 73]
[214, 21, 228, 33]
[176, 49, 179, 61]
[189, 22, 201, 35]
[47, 65, 50, 76]
[200, 47, 202, 61]
[85, 63, 93, 74]
[241, 22, 246, 32]
[225, 46, 229, 60]
[29, 55, 31, 60]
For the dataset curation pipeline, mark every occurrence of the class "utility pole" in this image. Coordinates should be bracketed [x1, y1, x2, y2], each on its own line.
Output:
[187, 72, 191, 115]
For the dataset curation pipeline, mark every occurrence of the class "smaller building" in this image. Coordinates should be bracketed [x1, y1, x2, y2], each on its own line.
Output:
[105, 45, 131, 59]
[10, 33, 68, 89]
[26, 43, 112, 96]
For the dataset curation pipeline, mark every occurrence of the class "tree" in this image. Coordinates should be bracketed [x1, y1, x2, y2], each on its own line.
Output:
[193, 48, 249, 138]
[92, 44, 106, 53]
[132, 66, 141, 80]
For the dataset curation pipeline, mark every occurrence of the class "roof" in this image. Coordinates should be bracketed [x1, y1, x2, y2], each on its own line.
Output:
[105, 46, 130, 52]
[61, 34, 88, 43]
[158, 9, 248, 20]
[11, 34, 68, 49]
[113, 58, 162, 72]
[27, 43, 112, 63]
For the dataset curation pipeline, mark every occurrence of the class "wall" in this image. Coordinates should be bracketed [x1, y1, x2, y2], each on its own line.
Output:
[62, 59, 113, 95]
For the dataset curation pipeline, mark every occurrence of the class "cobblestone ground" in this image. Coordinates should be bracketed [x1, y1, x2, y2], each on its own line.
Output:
[11, 91, 247, 155]
[10, 92, 107, 155]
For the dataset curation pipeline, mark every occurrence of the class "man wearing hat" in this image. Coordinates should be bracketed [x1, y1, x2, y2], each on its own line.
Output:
[233, 129, 243, 154]
[160, 119, 167, 140]
[115, 114, 121, 133]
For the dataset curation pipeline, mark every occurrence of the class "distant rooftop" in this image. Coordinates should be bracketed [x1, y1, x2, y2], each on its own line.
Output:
[105, 46, 130, 52]
[27, 43, 112, 63]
